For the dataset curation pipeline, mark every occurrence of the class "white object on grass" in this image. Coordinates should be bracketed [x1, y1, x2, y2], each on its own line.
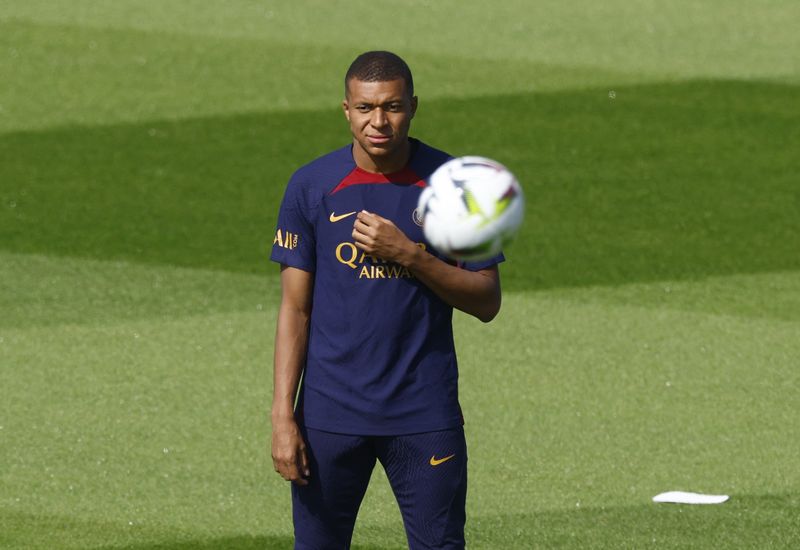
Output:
[652, 491, 729, 504]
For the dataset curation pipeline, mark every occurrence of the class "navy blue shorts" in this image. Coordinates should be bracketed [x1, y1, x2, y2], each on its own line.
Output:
[291, 426, 467, 549]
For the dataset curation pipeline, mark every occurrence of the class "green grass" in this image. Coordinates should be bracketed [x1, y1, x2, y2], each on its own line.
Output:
[3, 81, 798, 291]
[2, 256, 799, 548]
[2, 0, 800, 547]
[4, 1, 799, 80]
[0, 19, 639, 133]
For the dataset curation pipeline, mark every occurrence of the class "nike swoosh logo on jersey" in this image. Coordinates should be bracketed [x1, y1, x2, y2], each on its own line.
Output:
[429, 454, 456, 466]
[329, 211, 357, 223]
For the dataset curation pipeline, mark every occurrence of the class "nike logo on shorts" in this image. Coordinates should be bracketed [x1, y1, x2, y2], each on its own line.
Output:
[429, 454, 455, 466]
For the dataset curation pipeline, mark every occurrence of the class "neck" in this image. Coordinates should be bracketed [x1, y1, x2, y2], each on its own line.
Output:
[353, 139, 411, 174]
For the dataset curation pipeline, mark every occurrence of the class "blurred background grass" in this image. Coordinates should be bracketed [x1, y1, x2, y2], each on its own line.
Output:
[3, 81, 798, 290]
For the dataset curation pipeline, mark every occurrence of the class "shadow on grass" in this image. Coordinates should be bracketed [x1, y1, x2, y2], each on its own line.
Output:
[98, 535, 292, 550]
[95, 538, 399, 550]
[0, 510, 286, 550]
[0, 509, 398, 550]
[1, 80, 799, 292]
[3, 494, 797, 548]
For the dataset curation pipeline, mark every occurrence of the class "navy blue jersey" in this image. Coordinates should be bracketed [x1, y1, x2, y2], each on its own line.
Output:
[270, 138, 503, 435]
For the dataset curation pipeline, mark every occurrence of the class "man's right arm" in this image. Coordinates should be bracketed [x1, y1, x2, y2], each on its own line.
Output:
[271, 265, 314, 486]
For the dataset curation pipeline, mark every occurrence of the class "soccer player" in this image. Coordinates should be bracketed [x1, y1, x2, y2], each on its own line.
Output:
[270, 51, 503, 549]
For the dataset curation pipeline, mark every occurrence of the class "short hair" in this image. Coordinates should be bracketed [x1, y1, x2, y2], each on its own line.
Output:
[345, 51, 414, 98]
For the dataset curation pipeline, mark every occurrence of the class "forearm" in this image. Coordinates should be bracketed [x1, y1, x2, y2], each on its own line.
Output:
[352, 210, 501, 322]
[272, 302, 310, 421]
[401, 245, 501, 322]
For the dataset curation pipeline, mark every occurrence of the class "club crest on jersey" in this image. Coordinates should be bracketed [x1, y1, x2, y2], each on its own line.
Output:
[412, 207, 424, 227]
[273, 228, 299, 250]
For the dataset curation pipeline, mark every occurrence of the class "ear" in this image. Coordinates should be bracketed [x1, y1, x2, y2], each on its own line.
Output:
[410, 96, 418, 119]
[342, 99, 351, 122]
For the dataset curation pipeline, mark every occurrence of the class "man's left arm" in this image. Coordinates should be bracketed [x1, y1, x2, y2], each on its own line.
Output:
[352, 211, 501, 322]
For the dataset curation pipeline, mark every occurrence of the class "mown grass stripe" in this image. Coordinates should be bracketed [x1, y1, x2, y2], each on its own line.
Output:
[3, 81, 798, 292]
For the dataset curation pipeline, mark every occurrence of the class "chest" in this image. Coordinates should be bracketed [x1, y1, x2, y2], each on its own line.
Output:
[317, 184, 426, 247]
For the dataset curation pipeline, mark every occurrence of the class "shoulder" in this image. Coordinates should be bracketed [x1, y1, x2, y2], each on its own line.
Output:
[408, 139, 453, 181]
[284, 145, 355, 206]
[290, 145, 354, 187]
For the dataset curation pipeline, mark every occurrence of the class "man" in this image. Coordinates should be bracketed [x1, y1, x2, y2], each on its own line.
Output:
[270, 51, 503, 549]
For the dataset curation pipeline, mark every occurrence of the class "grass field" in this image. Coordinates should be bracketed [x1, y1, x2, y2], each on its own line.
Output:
[2, 1, 800, 548]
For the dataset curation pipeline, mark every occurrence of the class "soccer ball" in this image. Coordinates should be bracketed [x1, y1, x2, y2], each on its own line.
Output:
[418, 156, 524, 261]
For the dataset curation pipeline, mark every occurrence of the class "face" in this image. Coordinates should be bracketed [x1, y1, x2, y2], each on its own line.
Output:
[343, 78, 418, 172]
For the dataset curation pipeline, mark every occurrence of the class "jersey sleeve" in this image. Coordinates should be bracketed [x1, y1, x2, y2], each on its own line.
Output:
[270, 172, 316, 272]
[459, 252, 505, 271]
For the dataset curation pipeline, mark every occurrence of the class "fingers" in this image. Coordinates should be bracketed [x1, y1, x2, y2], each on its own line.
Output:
[358, 210, 390, 225]
[271, 430, 311, 486]
[273, 452, 309, 486]
[353, 211, 394, 241]
[292, 446, 310, 486]
[352, 218, 375, 250]
[356, 210, 375, 224]
[352, 218, 374, 238]
[299, 446, 311, 478]
[352, 212, 409, 260]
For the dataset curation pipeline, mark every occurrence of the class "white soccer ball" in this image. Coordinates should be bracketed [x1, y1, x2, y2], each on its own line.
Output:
[418, 156, 524, 261]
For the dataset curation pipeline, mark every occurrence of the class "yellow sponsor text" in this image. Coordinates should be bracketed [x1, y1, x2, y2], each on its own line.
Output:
[335, 241, 426, 279]
[358, 264, 411, 279]
[274, 229, 299, 250]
